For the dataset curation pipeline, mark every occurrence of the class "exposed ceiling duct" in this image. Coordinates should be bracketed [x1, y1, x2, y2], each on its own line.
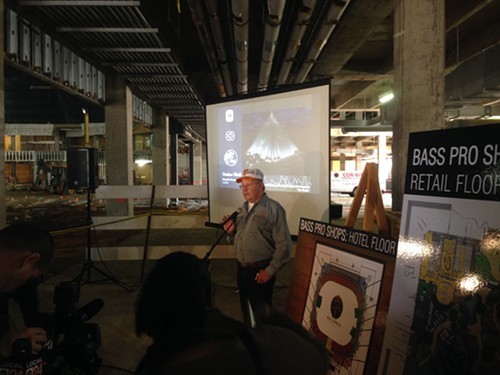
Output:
[4, 0, 500, 140]
[276, 0, 317, 85]
[231, 0, 249, 94]
[294, 0, 350, 83]
[187, 0, 226, 97]
[257, 0, 286, 90]
[205, 0, 233, 96]
[445, 43, 500, 107]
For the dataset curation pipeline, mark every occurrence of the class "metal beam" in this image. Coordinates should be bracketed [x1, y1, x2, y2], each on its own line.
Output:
[147, 99, 202, 104]
[122, 74, 187, 79]
[82, 47, 171, 52]
[56, 27, 158, 33]
[20, 1, 140, 6]
[128, 83, 194, 91]
[446, 0, 493, 32]
[102, 62, 178, 67]
[332, 73, 393, 81]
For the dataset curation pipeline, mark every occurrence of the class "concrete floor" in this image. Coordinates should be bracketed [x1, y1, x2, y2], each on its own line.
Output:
[5, 189, 374, 374]
[36, 257, 295, 375]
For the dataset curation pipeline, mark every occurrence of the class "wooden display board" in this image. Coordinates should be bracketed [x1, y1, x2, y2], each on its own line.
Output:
[286, 218, 397, 374]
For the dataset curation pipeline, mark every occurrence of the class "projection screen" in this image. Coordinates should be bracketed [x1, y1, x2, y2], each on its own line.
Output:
[206, 80, 331, 236]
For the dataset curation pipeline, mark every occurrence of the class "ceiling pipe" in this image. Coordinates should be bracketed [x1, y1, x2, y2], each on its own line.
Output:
[257, 0, 286, 90]
[231, 0, 249, 94]
[187, 0, 227, 97]
[276, 0, 317, 85]
[205, 0, 233, 96]
[295, 0, 350, 83]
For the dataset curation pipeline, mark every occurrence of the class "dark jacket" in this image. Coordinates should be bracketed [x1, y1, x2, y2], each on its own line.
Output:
[136, 308, 328, 375]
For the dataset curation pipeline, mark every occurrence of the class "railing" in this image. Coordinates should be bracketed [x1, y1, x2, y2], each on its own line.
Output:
[5, 150, 67, 162]
[5, 151, 108, 183]
[85, 184, 221, 262]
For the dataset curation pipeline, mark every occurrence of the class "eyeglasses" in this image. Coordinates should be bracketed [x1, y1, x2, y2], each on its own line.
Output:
[239, 181, 259, 189]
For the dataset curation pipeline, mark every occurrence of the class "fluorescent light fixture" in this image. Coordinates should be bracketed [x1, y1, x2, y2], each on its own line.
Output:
[135, 159, 152, 167]
[379, 92, 394, 104]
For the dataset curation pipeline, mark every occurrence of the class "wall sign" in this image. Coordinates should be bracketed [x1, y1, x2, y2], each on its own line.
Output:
[6, 124, 54, 136]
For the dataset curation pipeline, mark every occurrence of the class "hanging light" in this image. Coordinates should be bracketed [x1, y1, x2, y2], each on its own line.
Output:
[378, 91, 394, 104]
[135, 159, 152, 167]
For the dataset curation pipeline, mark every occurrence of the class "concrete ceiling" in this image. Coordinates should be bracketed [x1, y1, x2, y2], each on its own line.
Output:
[4, 0, 500, 144]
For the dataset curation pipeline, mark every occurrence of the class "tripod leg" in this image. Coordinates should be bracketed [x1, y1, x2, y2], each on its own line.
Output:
[71, 188, 133, 292]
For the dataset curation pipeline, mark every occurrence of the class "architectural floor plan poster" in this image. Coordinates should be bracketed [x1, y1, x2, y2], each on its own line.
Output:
[303, 243, 385, 374]
[378, 124, 500, 375]
[286, 218, 397, 374]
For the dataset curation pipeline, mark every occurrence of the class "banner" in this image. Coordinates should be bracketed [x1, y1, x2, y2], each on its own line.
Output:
[6, 124, 54, 136]
[406, 125, 500, 201]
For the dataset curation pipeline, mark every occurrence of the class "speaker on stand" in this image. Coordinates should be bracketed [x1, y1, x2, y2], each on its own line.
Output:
[67, 147, 99, 192]
[67, 148, 130, 291]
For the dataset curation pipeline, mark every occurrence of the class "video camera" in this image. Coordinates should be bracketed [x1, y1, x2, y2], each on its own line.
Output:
[42, 282, 103, 375]
[0, 282, 104, 375]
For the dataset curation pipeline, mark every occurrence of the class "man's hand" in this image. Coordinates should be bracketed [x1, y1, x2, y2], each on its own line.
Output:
[0, 327, 47, 358]
[255, 269, 271, 284]
[221, 215, 236, 235]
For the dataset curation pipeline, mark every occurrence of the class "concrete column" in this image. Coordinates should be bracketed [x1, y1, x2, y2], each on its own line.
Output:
[188, 142, 194, 184]
[378, 134, 387, 190]
[104, 75, 133, 216]
[192, 141, 203, 185]
[169, 125, 179, 185]
[53, 132, 60, 151]
[200, 141, 207, 184]
[355, 141, 363, 170]
[152, 108, 169, 186]
[0, 0, 6, 227]
[392, 0, 446, 211]
[339, 153, 346, 170]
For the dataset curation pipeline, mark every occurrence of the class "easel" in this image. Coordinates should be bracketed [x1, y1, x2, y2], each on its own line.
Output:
[344, 163, 389, 237]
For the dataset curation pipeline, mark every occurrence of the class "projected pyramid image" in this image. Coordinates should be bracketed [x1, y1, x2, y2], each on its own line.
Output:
[246, 111, 299, 163]
[205, 82, 331, 236]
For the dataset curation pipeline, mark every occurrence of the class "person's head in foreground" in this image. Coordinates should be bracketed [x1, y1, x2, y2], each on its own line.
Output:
[0, 223, 54, 294]
[135, 251, 328, 374]
[135, 251, 212, 342]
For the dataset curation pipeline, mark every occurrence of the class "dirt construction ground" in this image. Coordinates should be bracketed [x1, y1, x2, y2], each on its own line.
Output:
[5, 186, 210, 275]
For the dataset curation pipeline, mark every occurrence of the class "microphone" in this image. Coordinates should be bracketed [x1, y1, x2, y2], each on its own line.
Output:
[69, 298, 104, 323]
[223, 208, 242, 224]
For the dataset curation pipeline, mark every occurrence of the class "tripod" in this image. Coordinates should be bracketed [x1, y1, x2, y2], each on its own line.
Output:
[74, 188, 132, 291]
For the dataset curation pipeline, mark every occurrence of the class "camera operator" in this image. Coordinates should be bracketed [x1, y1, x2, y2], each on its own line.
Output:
[0, 223, 54, 359]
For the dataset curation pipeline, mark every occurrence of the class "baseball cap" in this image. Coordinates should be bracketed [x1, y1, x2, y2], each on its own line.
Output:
[236, 168, 264, 183]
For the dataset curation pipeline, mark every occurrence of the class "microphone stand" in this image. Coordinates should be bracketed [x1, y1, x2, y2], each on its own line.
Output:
[203, 220, 235, 263]
[203, 219, 240, 297]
